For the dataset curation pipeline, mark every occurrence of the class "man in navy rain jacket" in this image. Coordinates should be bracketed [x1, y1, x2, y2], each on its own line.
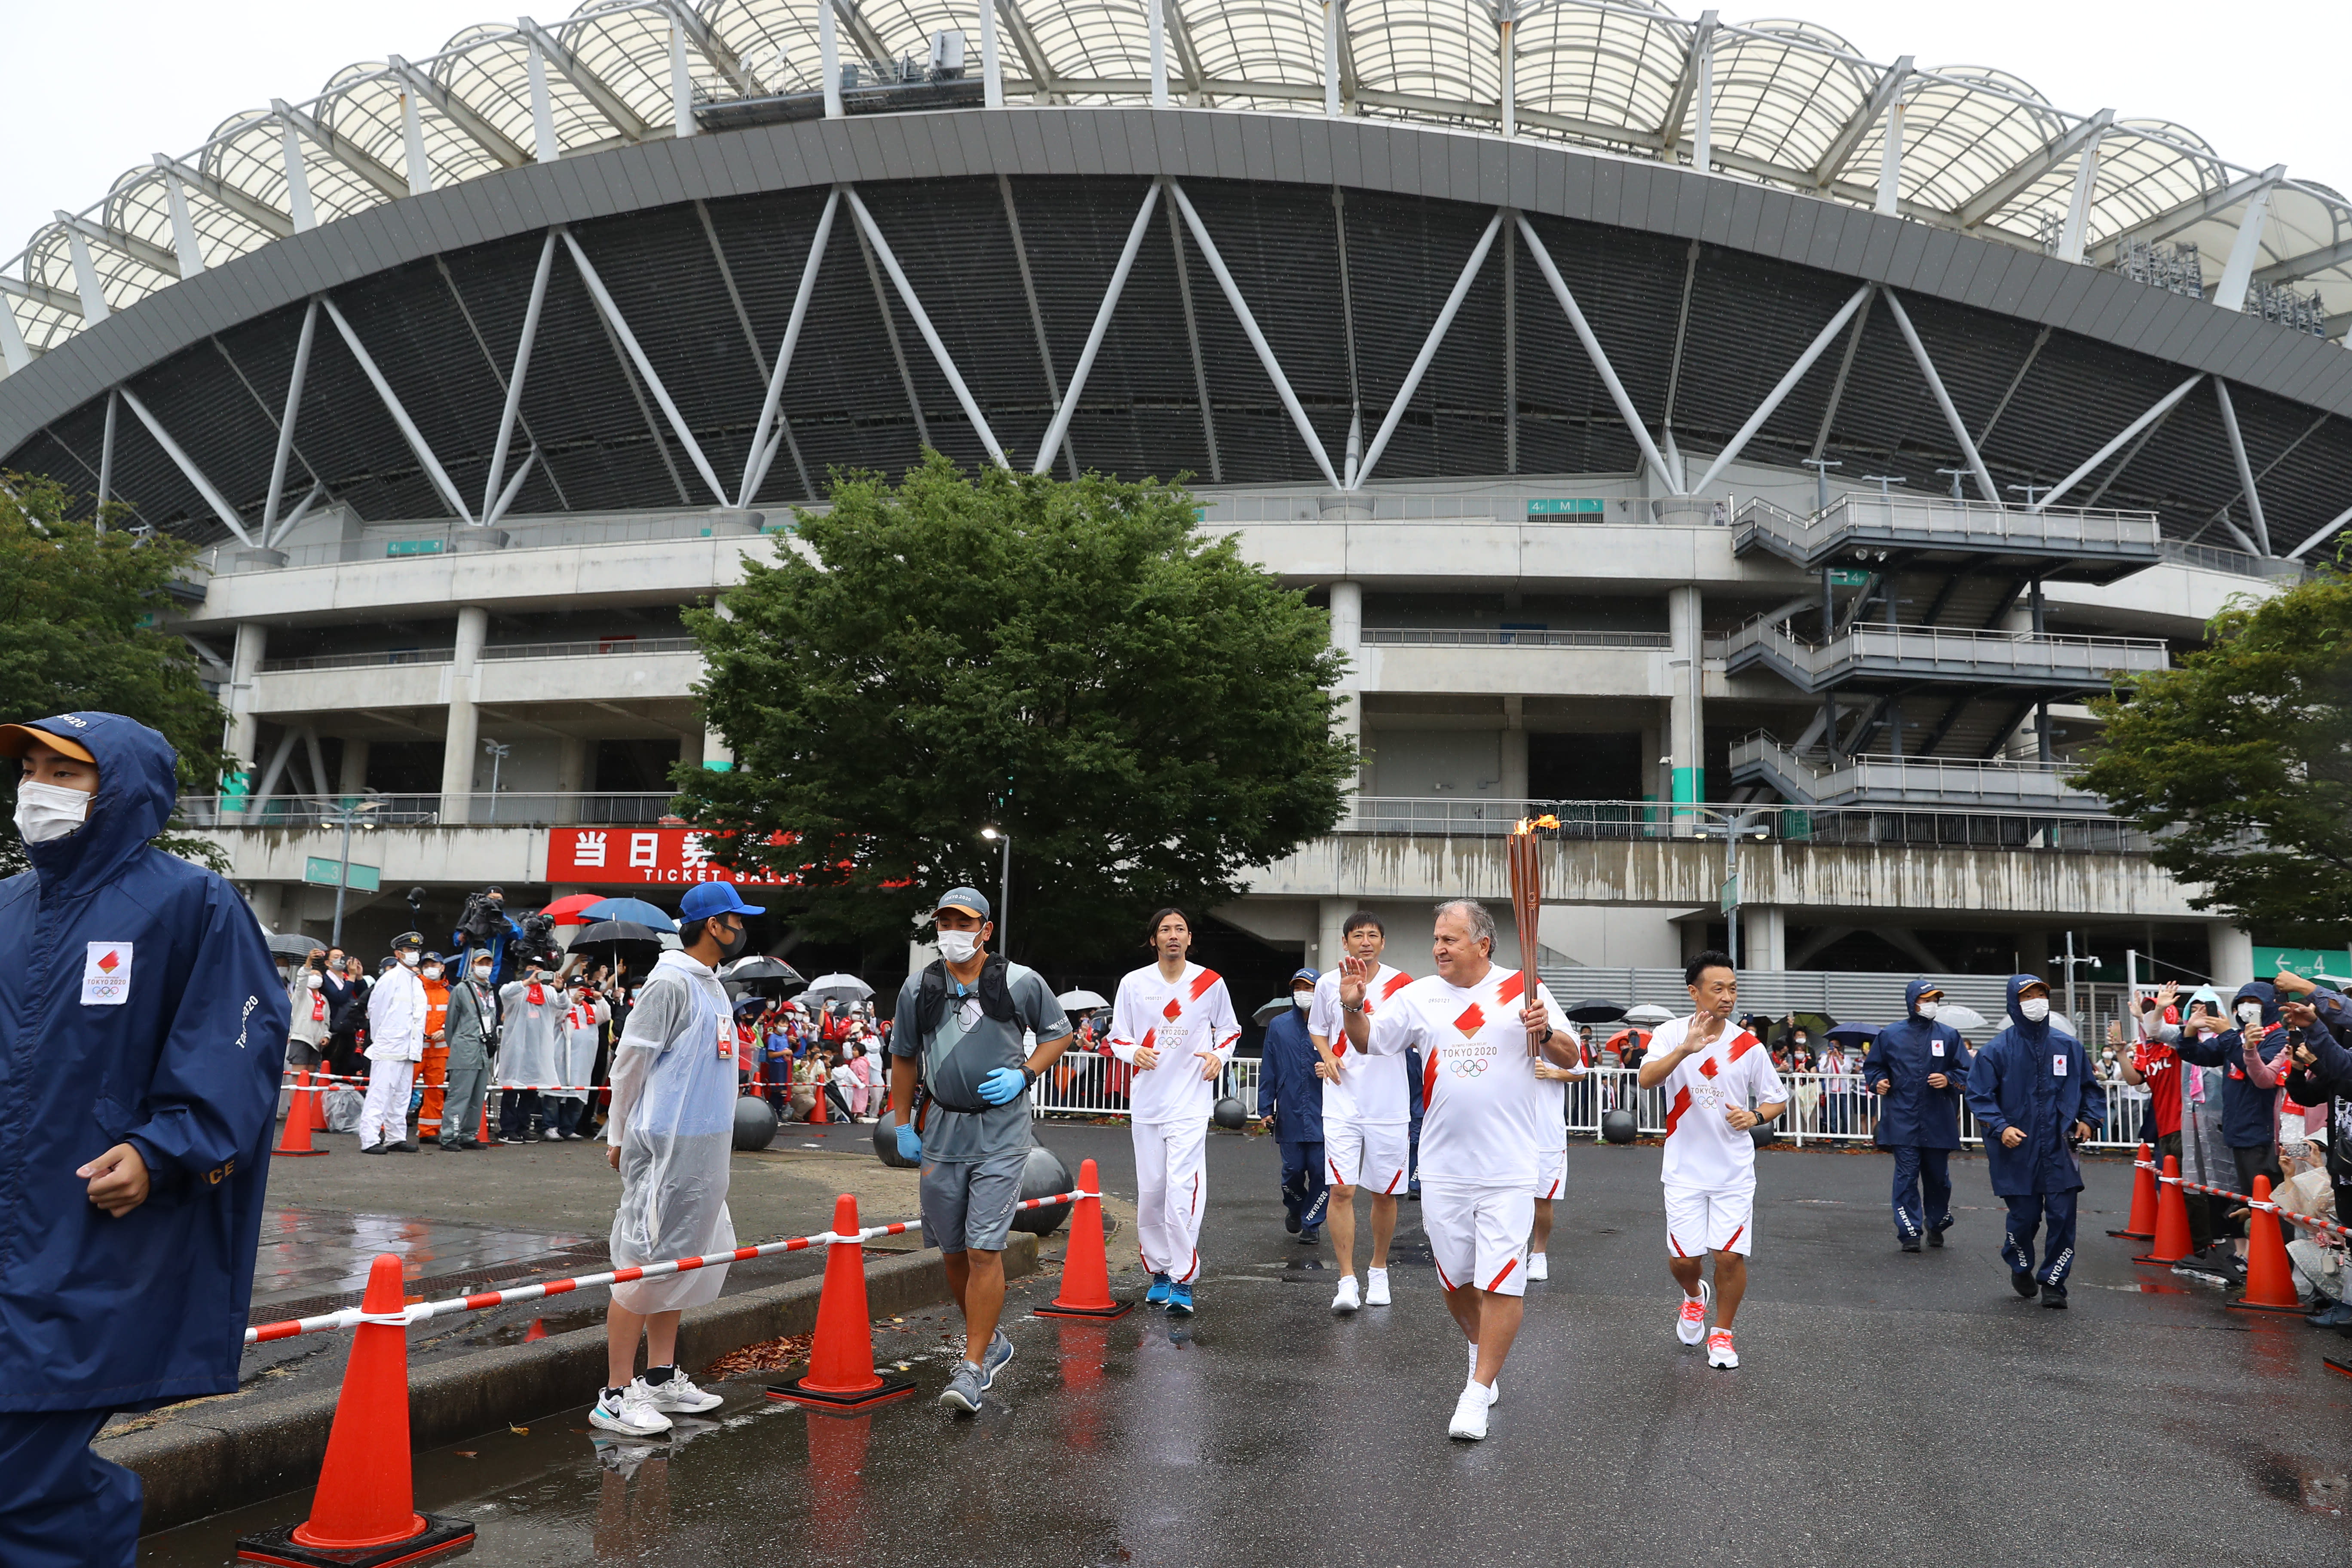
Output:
[1256, 967, 1328, 1242]
[2171, 980, 2292, 1212]
[0, 713, 287, 1565]
[1868, 979, 1970, 1252]
[1966, 976, 2105, 1309]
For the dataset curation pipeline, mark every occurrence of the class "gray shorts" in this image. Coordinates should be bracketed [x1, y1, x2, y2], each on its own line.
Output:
[920, 1149, 1028, 1255]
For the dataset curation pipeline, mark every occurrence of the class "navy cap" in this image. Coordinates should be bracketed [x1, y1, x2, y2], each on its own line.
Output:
[1291, 967, 1319, 985]
[680, 882, 766, 921]
[927, 886, 991, 921]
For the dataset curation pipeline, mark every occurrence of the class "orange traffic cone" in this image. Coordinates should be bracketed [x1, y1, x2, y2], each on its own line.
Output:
[2229, 1175, 2308, 1314]
[235, 1254, 474, 1566]
[1037, 1158, 1132, 1319]
[810, 1077, 829, 1125]
[766, 1194, 915, 1409]
[2133, 1155, 2196, 1266]
[308, 1071, 331, 1131]
[272, 1073, 328, 1158]
[522, 1317, 547, 1343]
[479, 1099, 497, 1148]
[2106, 1141, 2156, 1239]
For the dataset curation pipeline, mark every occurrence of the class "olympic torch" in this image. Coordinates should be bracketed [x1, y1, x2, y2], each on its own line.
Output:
[1506, 815, 1559, 985]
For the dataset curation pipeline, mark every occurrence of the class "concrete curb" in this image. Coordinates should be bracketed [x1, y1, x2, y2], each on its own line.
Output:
[112, 1235, 1039, 1534]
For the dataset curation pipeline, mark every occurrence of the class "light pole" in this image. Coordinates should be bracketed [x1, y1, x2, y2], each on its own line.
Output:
[980, 826, 1011, 953]
[481, 738, 510, 821]
[1713, 808, 1770, 966]
[324, 796, 382, 948]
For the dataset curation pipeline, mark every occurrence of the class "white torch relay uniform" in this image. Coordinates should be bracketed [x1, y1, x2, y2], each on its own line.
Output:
[359, 962, 427, 1149]
[1533, 1023, 1583, 1200]
[605, 950, 737, 1312]
[1650, 1015, 1787, 1258]
[1362, 968, 1569, 1297]
[1108, 962, 1241, 1284]
[1307, 965, 1416, 1194]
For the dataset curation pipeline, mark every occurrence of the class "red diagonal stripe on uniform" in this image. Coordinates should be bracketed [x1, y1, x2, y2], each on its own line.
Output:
[1381, 972, 1413, 1000]
[1495, 972, 1525, 1007]
[1728, 1031, 1759, 1062]
[1486, 1258, 1519, 1292]
[1137, 1029, 1155, 1054]
[1189, 968, 1222, 1000]
[1724, 1224, 1745, 1250]
[1163, 998, 1182, 1021]
[1422, 1048, 1441, 1106]
[1664, 1085, 1692, 1136]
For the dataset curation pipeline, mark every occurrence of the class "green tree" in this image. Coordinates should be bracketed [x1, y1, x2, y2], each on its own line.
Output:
[2072, 570, 2352, 937]
[675, 453, 1356, 963]
[1, 473, 232, 873]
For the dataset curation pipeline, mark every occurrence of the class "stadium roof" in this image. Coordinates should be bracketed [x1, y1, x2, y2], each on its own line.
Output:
[6, 0, 2352, 371]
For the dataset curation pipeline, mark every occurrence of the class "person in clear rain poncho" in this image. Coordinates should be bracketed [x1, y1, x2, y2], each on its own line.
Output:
[551, 975, 609, 1141]
[496, 956, 569, 1142]
[590, 883, 759, 1437]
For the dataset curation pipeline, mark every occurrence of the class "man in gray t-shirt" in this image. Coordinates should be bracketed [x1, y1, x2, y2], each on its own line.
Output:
[889, 886, 1072, 1415]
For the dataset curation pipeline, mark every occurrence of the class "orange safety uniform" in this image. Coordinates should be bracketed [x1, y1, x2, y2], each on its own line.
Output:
[418, 976, 451, 1134]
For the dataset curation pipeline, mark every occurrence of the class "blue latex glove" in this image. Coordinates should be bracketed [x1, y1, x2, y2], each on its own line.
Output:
[894, 1121, 923, 1161]
[978, 1066, 1029, 1106]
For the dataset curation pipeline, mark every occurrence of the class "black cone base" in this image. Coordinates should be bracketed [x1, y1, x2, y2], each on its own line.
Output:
[2104, 1228, 2151, 1239]
[1035, 1300, 1134, 1319]
[765, 1370, 917, 1409]
[237, 1515, 474, 1567]
[2325, 1358, 2352, 1379]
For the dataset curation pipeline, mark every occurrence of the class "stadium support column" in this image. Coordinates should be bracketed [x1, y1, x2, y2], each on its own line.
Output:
[439, 606, 488, 824]
[1317, 898, 1351, 974]
[1501, 696, 1527, 803]
[1667, 585, 1703, 820]
[337, 738, 368, 798]
[223, 622, 268, 820]
[1746, 906, 1786, 971]
[2207, 922, 2254, 985]
[554, 735, 588, 826]
[1330, 580, 1364, 805]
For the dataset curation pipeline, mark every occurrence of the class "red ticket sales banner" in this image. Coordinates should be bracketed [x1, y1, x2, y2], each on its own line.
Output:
[545, 827, 794, 886]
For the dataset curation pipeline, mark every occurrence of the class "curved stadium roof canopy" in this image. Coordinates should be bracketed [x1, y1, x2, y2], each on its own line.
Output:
[7, 0, 2351, 362]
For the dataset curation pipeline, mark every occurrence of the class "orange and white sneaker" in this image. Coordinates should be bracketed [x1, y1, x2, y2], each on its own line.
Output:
[1675, 1280, 1712, 1346]
[1706, 1328, 1739, 1369]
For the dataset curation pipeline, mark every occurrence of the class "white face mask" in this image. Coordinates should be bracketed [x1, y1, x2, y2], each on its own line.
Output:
[306, 974, 324, 990]
[399, 951, 420, 968]
[2236, 1001, 2263, 1028]
[13, 780, 91, 843]
[935, 929, 981, 963]
[423, 965, 443, 980]
[1292, 991, 1312, 1008]
[473, 966, 493, 983]
[2019, 998, 2050, 1023]
[1915, 1000, 1940, 1020]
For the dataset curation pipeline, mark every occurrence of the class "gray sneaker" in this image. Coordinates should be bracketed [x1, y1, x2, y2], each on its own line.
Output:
[938, 1360, 984, 1415]
[978, 1330, 1014, 1391]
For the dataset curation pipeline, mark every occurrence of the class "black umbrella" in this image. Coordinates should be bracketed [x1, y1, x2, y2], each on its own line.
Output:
[722, 956, 807, 995]
[570, 919, 663, 968]
[1563, 998, 1626, 1024]
[267, 933, 323, 959]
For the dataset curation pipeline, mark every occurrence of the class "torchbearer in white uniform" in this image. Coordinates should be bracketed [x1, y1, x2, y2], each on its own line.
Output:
[1528, 1020, 1586, 1280]
[1341, 900, 1575, 1442]
[1306, 909, 1416, 1313]
[589, 882, 758, 1437]
[1637, 949, 1788, 1372]
[1107, 909, 1241, 1319]
[359, 932, 428, 1152]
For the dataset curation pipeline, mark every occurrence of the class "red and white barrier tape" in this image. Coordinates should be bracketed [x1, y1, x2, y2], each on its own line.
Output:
[243, 1187, 1099, 1344]
[284, 1072, 603, 1093]
[2170, 1173, 2352, 1241]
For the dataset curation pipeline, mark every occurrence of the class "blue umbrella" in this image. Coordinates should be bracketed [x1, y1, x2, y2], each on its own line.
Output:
[1825, 1021, 1879, 1047]
[581, 897, 677, 932]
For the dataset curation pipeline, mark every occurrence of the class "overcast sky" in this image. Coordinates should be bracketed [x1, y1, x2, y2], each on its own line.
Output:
[2, 0, 2347, 263]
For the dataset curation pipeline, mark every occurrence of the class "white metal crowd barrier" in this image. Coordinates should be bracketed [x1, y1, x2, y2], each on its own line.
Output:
[1031, 1055, 2150, 1151]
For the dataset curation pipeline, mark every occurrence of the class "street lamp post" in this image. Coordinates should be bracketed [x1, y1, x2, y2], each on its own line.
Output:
[980, 826, 1011, 954]
[481, 738, 511, 822]
[324, 796, 382, 948]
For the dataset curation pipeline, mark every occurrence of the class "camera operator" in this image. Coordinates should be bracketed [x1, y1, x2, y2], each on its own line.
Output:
[451, 885, 523, 985]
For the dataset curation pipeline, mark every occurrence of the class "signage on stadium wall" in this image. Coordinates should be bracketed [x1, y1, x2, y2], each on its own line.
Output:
[1526, 498, 1605, 516]
[545, 827, 796, 886]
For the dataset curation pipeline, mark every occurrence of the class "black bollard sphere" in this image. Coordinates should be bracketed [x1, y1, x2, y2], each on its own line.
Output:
[1601, 1109, 1638, 1145]
[1750, 1120, 1777, 1150]
[1009, 1144, 1073, 1236]
[873, 1113, 917, 1169]
[732, 1094, 778, 1152]
[1211, 1095, 1246, 1130]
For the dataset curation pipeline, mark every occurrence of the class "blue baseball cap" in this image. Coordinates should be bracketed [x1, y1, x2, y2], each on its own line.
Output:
[926, 886, 991, 921]
[1291, 967, 1319, 985]
[680, 882, 765, 921]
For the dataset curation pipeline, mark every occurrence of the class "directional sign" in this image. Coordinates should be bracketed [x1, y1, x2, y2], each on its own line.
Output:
[303, 856, 380, 892]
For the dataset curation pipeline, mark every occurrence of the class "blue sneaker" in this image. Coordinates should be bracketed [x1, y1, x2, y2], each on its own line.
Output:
[977, 1329, 1014, 1391]
[1166, 1281, 1194, 1317]
[1145, 1272, 1173, 1307]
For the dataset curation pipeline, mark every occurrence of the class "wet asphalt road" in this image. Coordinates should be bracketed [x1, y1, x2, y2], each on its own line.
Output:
[147, 1125, 2352, 1567]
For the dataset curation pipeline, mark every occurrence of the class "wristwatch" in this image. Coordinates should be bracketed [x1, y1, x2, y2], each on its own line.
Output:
[1342, 998, 1366, 1015]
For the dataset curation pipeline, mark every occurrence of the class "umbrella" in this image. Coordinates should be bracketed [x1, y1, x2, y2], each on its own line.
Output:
[542, 892, 607, 926]
[802, 973, 873, 1006]
[722, 955, 807, 995]
[1825, 1022, 1879, 1047]
[1933, 1002, 1989, 1033]
[582, 897, 677, 933]
[267, 932, 323, 959]
[1563, 998, 1626, 1024]
[570, 919, 663, 967]
[1253, 996, 1298, 1026]
[1771, 1011, 1838, 1045]
[1624, 1003, 1675, 1026]
[1057, 989, 1111, 1014]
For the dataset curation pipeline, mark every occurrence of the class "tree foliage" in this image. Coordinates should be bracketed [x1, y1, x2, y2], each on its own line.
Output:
[0, 473, 232, 873]
[674, 454, 1357, 963]
[2072, 571, 2352, 937]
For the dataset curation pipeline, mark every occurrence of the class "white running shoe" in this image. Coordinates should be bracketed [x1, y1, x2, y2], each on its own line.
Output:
[1706, 1328, 1739, 1369]
[1448, 1381, 1491, 1441]
[1364, 1268, 1391, 1306]
[641, 1370, 723, 1414]
[1675, 1280, 1713, 1347]
[1527, 1252, 1549, 1282]
[590, 1381, 673, 1437]
[1331, 1274, 1361, 1314]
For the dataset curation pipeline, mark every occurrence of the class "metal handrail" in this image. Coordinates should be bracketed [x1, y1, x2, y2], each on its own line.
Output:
[176, 792, 678, 828]
[1735, 493, 2161, 549]
[1716, 615, 2168, 657]
[257, 637, 699, 673]
[1361, 627, 1671, 648]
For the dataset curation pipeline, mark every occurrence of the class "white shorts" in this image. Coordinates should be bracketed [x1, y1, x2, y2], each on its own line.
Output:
[1422, 1180, 1535, 1297]
[1326, 1118, 1410, 1195]
[1663, 1183, 1754, 1258]
[1533, 1148, 1565, 1200]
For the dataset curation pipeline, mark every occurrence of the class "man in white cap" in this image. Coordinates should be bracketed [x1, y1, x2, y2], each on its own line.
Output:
[359, 931, 428, 1153]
